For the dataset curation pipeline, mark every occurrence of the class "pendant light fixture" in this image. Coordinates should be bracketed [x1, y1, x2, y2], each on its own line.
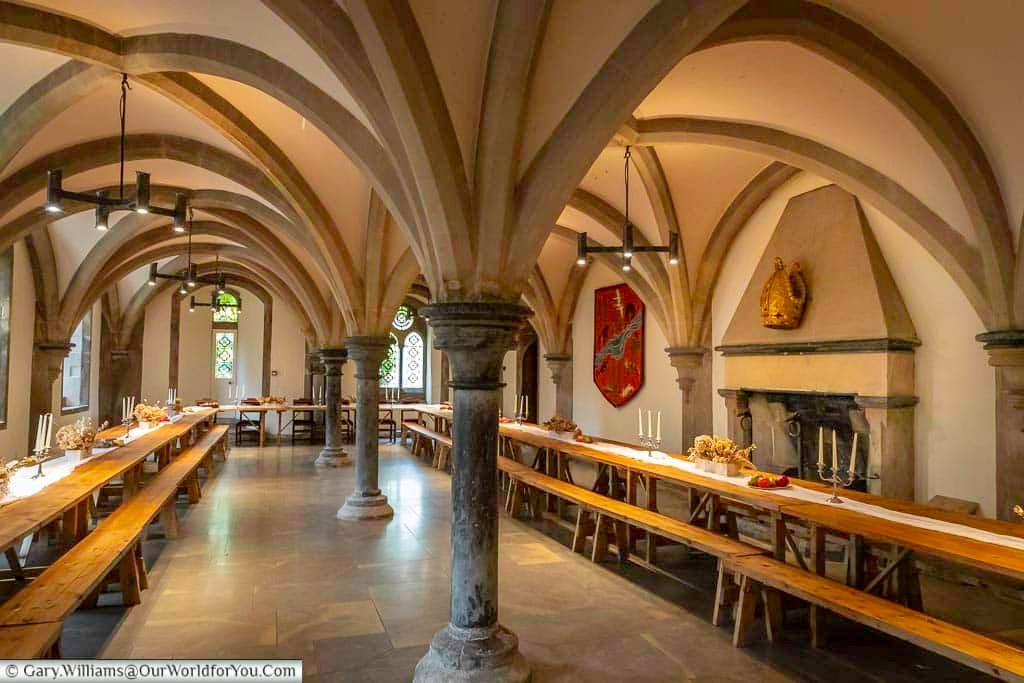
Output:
[44, 74, 188, 231]
[574, 146, 680, 270]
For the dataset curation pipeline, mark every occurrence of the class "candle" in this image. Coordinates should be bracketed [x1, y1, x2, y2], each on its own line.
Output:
[44, 413, 52, 450]
[831, 429, 838, 472]
[524, 395, 529, 418]
[656, 411, 661, 441]
[849, 432, 859, 475]
[647, 410, 652, 439]
[771, 426, 776, 459]
[34, 414, 42, 451]
[638, 409, 643, 437]
[817, 426, 824, 466]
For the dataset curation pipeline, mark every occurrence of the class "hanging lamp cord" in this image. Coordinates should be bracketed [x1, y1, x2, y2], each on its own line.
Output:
[623, 145, 632, 239]
[119, 74, 131, 200]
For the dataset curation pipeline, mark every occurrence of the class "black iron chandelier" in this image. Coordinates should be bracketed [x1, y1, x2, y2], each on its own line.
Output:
[576, 146, 679, 272]
[146, 212, 226, 296]
[44, 74, 187, 232]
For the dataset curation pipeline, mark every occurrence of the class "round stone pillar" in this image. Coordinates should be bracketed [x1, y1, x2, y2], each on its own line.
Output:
[414, 302, 531, 683]
[315, 347, 351, 467]
[338, 336, 395, 521]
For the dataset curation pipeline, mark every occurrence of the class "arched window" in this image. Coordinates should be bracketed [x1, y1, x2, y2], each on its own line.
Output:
[211, 289, 240, 382]
[213, 291, 239, 323]
[380, 303, 428, 398]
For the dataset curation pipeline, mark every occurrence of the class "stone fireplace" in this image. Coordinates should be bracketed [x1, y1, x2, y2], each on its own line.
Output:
[716, 185, 919, 499]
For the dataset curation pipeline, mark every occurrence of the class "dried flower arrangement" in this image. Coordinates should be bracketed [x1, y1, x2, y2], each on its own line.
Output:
[261, 396, 286, 405]
[0, 461, 15, 498]
[687, 435, 756, 476]
[133, 402, 168, 423]
[542, 415, 578, 433]
[55, 417, 107, 451]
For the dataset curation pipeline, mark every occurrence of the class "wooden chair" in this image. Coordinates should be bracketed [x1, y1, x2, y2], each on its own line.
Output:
[234, 399, 262, 445]
[378, 407, 397, 443]
[291, 398, 319, 444]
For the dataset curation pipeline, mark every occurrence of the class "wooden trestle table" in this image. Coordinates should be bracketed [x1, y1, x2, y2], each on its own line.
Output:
[0, 408, 216, 579]
[406, 404, 1024, 605]
[215, 404, 326, 447]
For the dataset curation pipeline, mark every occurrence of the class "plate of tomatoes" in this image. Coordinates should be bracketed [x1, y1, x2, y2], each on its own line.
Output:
[747, 474, 791, 489]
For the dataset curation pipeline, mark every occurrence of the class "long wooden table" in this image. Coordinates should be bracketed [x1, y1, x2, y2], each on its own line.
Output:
[0, 409, 215, 565]
[216, 404, 325, 447]
[408, 405, 1024, 594]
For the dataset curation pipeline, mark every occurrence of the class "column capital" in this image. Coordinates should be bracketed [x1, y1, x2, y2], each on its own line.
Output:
[421, 302, 531, 390]
[109, 348, 132, 361]
[666, 346, 707, 396]
[344, 336, 390, 364]
[543, 353, 572, 385]
[35, 340, 72, 382]
[319, 347, 348, 372]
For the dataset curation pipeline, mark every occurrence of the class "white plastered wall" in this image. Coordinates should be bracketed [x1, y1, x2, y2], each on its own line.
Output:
[710, 172, 997, 515]
[569, 261, 683, 452]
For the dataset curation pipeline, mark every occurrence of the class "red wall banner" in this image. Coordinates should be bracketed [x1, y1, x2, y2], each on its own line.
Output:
[593, 283, 644, 407]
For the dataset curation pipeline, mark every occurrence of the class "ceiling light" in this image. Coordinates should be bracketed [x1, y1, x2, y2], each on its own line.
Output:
[570, 146, 679, 272]
[41, 75, 186, 226]
[94, 199, 110, 231]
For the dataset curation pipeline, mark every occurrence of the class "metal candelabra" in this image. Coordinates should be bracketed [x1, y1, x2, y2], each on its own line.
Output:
[30, 448, 50, 480]
[122, 417, 133, 440]
[816, 462, 859, 504]
[639, 435, 662, 455]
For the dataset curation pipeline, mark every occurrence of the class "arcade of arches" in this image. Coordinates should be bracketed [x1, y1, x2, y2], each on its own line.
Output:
[0, 1, 1023, 680]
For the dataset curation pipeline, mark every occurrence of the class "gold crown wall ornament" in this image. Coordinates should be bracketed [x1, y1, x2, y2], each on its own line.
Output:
[760, 257, 807, 329]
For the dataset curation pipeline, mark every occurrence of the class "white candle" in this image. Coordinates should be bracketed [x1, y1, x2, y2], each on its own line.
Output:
[34, 415, 42, 451]
[656, 411, 661, 441]
[849, 432, 859, 475]
[771, 426, 776, 459]
[638, 409, 643, 437]
[831, 429, 838, 472]
[647, 410, 652, 439]
[817, 426, 824, 466]
[44, 413, 52, 449]
[525, 396, 529, 418]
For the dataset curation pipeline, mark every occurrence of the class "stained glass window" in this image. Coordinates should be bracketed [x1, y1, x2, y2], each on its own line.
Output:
[379, 303, 428, 397]
[381, 332, 399, 389]
[214, 331, 235, 379]
[213, 292, 239, 323]
[392, 305, 414, 331]
[402, 332, 424, 389]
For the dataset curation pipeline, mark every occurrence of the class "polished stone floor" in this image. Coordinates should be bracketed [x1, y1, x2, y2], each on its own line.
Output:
[56, 440, 1012, 681]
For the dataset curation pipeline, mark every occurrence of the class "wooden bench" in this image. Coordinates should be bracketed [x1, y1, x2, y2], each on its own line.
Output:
[0, 426, 229, 658]
[402, 421, 453, 471]
[506, 466, 765, 618]
[724, 553, 1024, 681]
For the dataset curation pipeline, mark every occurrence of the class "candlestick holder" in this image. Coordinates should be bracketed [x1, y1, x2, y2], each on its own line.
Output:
[30, 448, 50, 480]
[639, 435, 662, 455]
[815, 462, 859, 504]
[122, 417, 132, 440]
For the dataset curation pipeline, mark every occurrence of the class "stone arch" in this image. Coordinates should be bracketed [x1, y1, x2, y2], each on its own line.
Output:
[628, 116, 992, 329]
[701, 0, 1014, 327]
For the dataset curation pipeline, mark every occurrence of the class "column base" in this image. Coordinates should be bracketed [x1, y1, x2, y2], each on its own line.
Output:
[315, 447, 351, 467]
[414, 624, 530, 683]
[337, 493, 394, 521]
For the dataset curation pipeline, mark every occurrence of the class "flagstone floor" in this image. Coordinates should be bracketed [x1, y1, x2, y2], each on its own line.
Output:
[57, 440, 1011, 681]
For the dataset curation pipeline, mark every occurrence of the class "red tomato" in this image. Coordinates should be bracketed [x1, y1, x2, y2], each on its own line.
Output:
[756, 477, 772, 488]
[776, 475, 790, 487]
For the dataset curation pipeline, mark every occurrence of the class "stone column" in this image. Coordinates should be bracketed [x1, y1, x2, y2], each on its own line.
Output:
[667, 347, 712, 450]
[854, 396, 917, 500]
[543, 353, 573, 418]
[977, 331, 1024, 520]
[414, 302, 531, 683]
[29, 341, 71, 452]
[315, 348, 351, 467]
[717, 388, 751, 447]
[338, 336, 395, 521]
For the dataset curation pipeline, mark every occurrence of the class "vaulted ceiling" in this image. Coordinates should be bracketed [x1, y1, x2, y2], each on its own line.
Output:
[0, 0, 1019, 351]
